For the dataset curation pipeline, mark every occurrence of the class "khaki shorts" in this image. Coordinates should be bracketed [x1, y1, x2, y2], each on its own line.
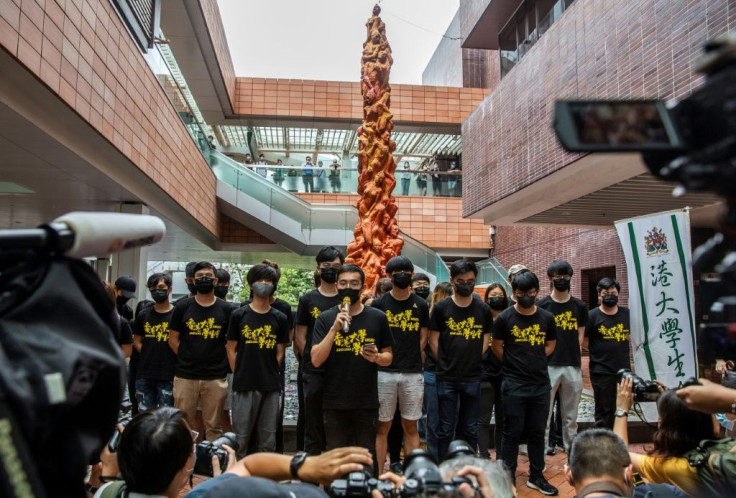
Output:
[377, 371, 424, 422]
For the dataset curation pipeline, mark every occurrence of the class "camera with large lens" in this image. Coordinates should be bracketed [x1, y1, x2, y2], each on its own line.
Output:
[193, 432, 239, 477]
[618, 368, 661, 402]
[327, 466, 394, 497]
[400, 440, 478, 497]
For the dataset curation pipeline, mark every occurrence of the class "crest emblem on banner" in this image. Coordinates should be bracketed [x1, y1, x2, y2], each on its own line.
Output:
[644, 227, 669, 256]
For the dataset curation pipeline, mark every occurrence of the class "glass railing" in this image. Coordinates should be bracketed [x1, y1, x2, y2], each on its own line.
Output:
[475, 258, 511, 293]
[228, 163, 464, 197]
[209, 151, 449, 280]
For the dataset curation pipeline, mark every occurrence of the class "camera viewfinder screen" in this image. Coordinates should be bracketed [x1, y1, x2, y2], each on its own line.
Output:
[570, 102, 675, 147]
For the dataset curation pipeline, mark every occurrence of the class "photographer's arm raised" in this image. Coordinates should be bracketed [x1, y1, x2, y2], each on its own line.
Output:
[677, 378, 736, 414]
[613, 377, 646, 471]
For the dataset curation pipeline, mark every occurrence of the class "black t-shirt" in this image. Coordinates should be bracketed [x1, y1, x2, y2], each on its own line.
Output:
[430, 297, 493, 382]
[118, 317, 133, 346]
[587, 307, 631, 375]
[133, 307, 176, 381]
[227, 305, 290, 392]
[296, 289, 341, 369]
[241, 298, 294, 331]
[371, 292, 430, 373]
[537, 296, 588, 367]
[170, 297, 232, 380]
[493, 306, 557, 386]
[481, 315, 503, 382]
[312, 306, 391, 410]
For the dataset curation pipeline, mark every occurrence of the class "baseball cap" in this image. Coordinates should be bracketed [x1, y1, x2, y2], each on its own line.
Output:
[507, 264, 527, 278]
[203, 476, 328, 498]
[114, 276, 136, 299]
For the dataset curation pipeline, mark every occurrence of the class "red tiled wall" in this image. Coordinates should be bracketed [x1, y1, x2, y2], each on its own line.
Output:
[0, 0, 219, 235]
[297, 193, 491, 250]
[234, 78, 488, 125]
[494, 225, 629, 306]
[462, 0, 735, 218]
[199, 0, 235, 109]
[220, 215, 274, 244]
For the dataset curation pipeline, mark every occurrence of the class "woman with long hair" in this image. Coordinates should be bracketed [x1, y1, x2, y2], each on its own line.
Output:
[614, 376, 719, 495]
[429, 281, 454, 313]
[478, 283, 509, 459]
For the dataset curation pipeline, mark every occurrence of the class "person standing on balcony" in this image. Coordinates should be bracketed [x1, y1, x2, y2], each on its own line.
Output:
[418, 164, 429, 196]
[316, 161, 326, 192]
[302, 156, 315, 193]
[431, 160, 442, 196]
[272, 159, 285, 188]
[255, 154, 268, 178]
[447, 161, 460, 197]
[329, 158, 342, 193]
[401, 161, 412, 196]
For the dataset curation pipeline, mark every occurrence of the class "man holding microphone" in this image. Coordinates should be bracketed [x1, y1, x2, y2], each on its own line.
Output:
[311, 264, 393, 470]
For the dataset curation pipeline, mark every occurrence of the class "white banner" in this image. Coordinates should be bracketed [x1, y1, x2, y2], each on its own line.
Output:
[615, 210, 698, 390]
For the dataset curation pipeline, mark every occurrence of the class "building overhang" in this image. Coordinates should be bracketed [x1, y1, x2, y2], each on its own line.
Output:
[462, 0, 523, 50]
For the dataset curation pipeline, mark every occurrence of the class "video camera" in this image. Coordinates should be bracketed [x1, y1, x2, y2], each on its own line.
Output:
[328, 440, 479, 498]
[193, 432, 239, 477]
[554, 33, 736, 364]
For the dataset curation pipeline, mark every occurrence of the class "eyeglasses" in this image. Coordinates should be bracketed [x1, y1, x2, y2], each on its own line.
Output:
[552, 275, 571, 281]
[601, 291, 619, 296]
[455, 279, 476, 286]
[319, 263, 342, 270]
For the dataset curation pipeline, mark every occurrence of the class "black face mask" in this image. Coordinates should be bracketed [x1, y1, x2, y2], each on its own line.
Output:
[516, 294, 536, 309]
[195, 277, 215, 294]
[338, 288, 361, 305]
[602, 294, 619, 308]
[553, 279, 571, 292]
[252, 283, 274, 298]
[487, 296, 507, 310]
[116, 296, 129, 307]
[414, 286, 430, 299]
[320, 267, 338, 284]
[454, 283, 475, 297]
[150, 289, 169, 303]
[187, 282, 197, 294]
[214, 285, 229, 299]
[392, 273, 412, 290]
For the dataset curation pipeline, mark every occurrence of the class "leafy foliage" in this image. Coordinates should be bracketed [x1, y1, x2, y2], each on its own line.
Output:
[223, 263, 314, 306]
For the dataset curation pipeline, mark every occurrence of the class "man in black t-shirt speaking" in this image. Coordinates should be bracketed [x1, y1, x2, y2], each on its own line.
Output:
[429, 259, 492, 462]
[371, 256, 430, 472]
[227, 264, 290, 456]
[169, 261, 232, 441]
[133, 272, 176, 410]
[311, 264, 393, 463]
[493, 271, 558, 495]
[587, 277, 631, 429]
[537, 260, 588, 454]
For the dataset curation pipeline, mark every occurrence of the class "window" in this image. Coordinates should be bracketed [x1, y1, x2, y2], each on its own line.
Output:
[498, 0, 575, 78]
[112, 0, 160, 52]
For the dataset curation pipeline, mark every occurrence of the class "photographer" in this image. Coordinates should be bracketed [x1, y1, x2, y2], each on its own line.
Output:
[613, 376, 718, 495]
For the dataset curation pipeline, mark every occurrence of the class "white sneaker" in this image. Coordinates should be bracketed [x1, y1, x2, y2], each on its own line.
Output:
[519, 444, 528, 455]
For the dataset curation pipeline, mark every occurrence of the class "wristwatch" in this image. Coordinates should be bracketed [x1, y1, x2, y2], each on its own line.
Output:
[615, 408, 628, 418]
[290, 451, 308, 479]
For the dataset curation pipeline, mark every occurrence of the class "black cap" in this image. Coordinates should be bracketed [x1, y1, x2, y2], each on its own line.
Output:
[114, 276, 136, 299]
[203, 476, 328, 498]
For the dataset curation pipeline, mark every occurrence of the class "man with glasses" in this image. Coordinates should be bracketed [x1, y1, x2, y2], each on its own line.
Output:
[429, 259, 493, 462]
[311, 264, 392, 467]
[587, 277, 631, 430]
[370, 256, 430, 472]
[492, 271, 558, 495]
[537, 260, 588, 455]
[295, 246, 345, 455]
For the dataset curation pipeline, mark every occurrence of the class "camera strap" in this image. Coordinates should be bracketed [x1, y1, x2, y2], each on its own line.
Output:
[0, 388, 48, 498]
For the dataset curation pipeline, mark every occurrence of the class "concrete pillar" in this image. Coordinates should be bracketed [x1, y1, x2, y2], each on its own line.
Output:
[110, 203, 150, 305]
[93, 258, 110, 282]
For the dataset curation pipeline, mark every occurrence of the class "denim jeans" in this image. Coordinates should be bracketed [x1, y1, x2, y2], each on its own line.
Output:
[422, 370, 439, 460]
[135, 378, 173, 411]
[436, 379, 481, 461]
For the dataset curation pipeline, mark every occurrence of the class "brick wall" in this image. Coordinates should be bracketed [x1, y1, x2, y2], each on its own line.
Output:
[220, 215, 274, 244]
[199, 0, 236, 109]
[462, 0, 735, 218]
[494, 225, 629, 306]
[421, 12, 463, 87]
[297, 193, 491, 250]
[459, 0, 493, 42]
[0, 0, 220, 235]
[234, 78, 488, 125]
[462, 48, 495, 89]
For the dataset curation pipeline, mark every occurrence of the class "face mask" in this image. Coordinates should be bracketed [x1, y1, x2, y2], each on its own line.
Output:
[516, 295, 536, 309]
[150, 289, 168, 303]
[454, 283, 475, 297]
[602, 294, 619, 307]
[488, 296, 507, 310]
[414, 286, 430, 299]
[320, 267, 338, 284]
[214, 285, 229, 299]
[553, 279, 571, 292]
[392, 273, 412, 290]
[338, 288, 361, 305]
[194, 277, 214, 294]
[187, 282, 197, 294]
[252, 282, 274, 298]
[116, 296, 129, 307]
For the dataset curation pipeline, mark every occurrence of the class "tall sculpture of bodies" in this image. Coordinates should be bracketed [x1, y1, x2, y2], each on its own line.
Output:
[346, 5, 403, 292]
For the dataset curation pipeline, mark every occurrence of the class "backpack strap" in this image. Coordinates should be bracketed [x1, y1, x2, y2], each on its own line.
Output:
[98, 480, 127, 498]
[685, 438, 736, 467]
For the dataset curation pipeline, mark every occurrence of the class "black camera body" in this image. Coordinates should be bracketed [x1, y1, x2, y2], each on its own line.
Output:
[193, 432, 239, 477]
[618, 369, 661, 402]
[328, 468, 395, 497]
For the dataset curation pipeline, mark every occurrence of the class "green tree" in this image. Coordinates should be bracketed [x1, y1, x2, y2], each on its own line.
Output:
[222, 263, 313, 306]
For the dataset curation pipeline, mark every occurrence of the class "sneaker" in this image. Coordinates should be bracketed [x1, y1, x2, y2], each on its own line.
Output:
[546, 446, 555, 456]
[389, 462, 403, 475]
[526, 476, 558, 495]
[519, 444, 528, 455]
[556, 444, 567, 454]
